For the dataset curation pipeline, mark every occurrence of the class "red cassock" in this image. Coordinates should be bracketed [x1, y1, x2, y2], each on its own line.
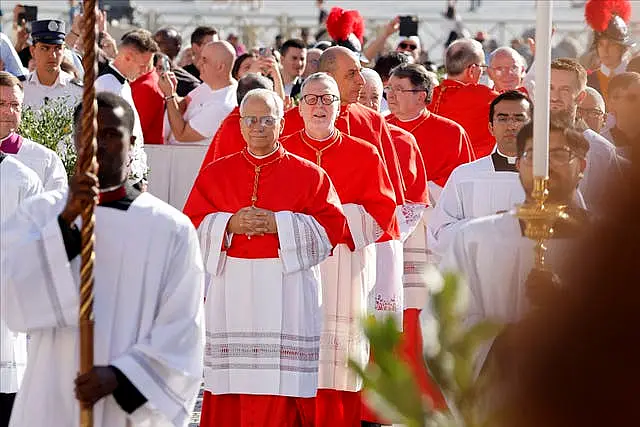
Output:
[283, 129, 399, 427]
[387, 124, 429, 205]
[282, 129, 399, 244]
[130, 70, 165, 144]
[184, 145, 346, 427]
[428, 79, 499, 159]
[359, 122, 446, 425]
[387, 110, 476, 188]
[196, 106, 242, 175]
[282, 103, 406, 206]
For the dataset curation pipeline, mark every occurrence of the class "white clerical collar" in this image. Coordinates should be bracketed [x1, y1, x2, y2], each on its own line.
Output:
[109, 62, 129, 82]
[600, 61, 627, 77]
[247, 142, 280, 159]
[304, 129, 335, 142]
[396, 110, 427, 123]
[496, 148, 517, 164]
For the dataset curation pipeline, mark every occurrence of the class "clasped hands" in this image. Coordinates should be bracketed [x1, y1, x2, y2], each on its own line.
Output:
[227, 206, 277, 237]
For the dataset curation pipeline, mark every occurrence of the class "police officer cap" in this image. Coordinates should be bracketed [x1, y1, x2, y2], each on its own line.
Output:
[31, 20, 67, 45]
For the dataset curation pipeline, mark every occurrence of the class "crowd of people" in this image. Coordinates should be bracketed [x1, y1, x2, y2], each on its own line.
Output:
[0, 0, 639, 426]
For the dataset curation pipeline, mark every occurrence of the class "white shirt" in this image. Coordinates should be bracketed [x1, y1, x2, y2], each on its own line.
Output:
[428, 152, 525, 259]
[95, 64, 148, 182]
[23, 70, 83, 110]
[0, 32, 27, 79]
[165, 81, 237, 145]
[440, 212, 578, 371]
[0, 154, 42, 394]
[1, 190, 205, 427]
[7, 135, 68, 192]
[580, 129, 624, 215]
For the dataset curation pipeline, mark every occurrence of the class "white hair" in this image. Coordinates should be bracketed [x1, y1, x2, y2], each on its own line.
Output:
[445, 38, 485, 75]
[240, 88, 284, 118]
[583, 86, 606, 111]
[489, 46, 527, 69]
[300, 72, 340, 98]
[360, 68, 384, 100]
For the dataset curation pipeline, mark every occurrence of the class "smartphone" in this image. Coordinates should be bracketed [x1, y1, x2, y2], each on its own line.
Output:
[17, 5, 38, 24]
[258, 47, 272, 58]
[161, 56, 170, 73]
[399, 15, 419, 37]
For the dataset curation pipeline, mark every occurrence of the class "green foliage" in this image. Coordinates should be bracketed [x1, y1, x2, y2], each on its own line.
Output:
[351, 271, 503, 427]
[18, 97, 76, 178]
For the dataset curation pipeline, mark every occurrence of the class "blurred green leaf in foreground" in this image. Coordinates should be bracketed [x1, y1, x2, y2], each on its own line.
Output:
[350, 270, 503, 427]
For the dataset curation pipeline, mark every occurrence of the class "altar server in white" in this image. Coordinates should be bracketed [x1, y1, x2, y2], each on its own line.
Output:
[0, 153, 42, 427]
[441, 120, 589, 373]
[429, 90, 533, 259]
[0, 71, 67, 191]
[1, 92, 205, 427]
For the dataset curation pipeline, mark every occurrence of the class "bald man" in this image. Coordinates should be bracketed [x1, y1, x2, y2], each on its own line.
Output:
[160, 40, 237, 144]
[302, 47, 323, 78]
[488, 47, 533, 97]
[429, 38, 499, 158]
[184, 88, 346, 427]
[578, 87, 607, 134]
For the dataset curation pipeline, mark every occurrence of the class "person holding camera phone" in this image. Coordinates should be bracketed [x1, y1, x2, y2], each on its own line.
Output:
[363, 16, 423, 64]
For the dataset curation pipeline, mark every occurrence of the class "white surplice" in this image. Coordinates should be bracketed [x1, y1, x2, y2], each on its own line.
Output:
[428, 154, 525, 259]
[318, 203, 379, 392]
[10, 136, 67, 192]
[440, 212, 576, 372]
[1, 190, 205, 427]
[0, 155, 43, 394]
[403, 215, 429, 310]
[198, 210, 333, 398]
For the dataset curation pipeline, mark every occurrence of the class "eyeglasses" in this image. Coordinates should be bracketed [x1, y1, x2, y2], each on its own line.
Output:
[383, 86, 425, 94]
[577, 107, 604, 119]
[493, 115, 529, 124]
[0, 101, 21, 111]
[240, 115, 279, 127]
[301, 94, 339, 105]
[489, 65, 523, 76]
[521, 147, 581, 165]
[398, 42, 418, 51]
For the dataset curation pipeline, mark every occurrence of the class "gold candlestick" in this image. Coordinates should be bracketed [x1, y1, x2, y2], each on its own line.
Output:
[516, 176, 569, 283]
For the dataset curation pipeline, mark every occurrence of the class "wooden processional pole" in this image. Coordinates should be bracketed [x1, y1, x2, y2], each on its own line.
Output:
[79, 1, 98, 426]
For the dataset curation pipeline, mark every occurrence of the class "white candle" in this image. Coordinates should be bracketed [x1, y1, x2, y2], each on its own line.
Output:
[533, 0, 553, 178]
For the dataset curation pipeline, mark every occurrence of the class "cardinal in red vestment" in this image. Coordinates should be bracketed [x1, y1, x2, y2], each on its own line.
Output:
[184, 89, 347, 427]
[386, 64, 475, 202]
[282, 72, 401, 427]
[282, 47, 406, 208]
[428, 39, 498, 159]
[195, 73, 274, 175]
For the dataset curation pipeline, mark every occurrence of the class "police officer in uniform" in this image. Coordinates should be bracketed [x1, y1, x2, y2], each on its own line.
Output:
[23, 19, 83, 110]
